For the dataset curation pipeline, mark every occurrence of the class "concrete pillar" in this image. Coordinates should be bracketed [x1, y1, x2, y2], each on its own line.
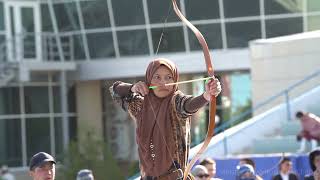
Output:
[76, 80, 103, 141]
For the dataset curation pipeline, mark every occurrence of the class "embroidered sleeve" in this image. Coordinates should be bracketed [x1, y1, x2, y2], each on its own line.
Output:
[174, 91, 194, 118]
[109, 81, 142, 113]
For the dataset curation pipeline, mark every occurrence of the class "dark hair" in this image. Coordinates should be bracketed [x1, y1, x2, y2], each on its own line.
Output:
[309, 150, 320, 171]
[296, 111, 304, 118]
[240, 158, 256, 169]
[279, 157, 291, 170]
[200, 158, 216, 166]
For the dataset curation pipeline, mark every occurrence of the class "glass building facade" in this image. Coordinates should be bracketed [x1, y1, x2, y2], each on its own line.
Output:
[0, 0, 319, 169]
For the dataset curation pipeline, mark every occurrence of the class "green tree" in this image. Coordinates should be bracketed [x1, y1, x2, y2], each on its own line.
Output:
[57, 132, 125, 180]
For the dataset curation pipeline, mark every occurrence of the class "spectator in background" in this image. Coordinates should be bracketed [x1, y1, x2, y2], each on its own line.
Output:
[199, 158, 222, 180]
[76, 169, 94, 180]
[272, 157, 299, 180]
[305, 149, 320, 180]
[29, 152, 56, 180]
[1, 165, 15, 180]
[191, 165, 210, 180]
[296, 111, 320, 153]
[236, 164, 256, 180]
[239, 158, 263, 180]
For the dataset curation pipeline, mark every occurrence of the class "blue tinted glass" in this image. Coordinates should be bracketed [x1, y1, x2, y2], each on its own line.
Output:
[117, 30, 149, 56]
[226, 21, 261, 48]
[81, 0, 110, 29]
[112, 0, 145, 26]
[266, 17, 303, 38]
[24, 86, 49, 114]
[26, 118, 51, 163]
[54, 2, 80, 31]
[265, 0, 302, 15]
[224, 0, 260, 17]
[0, 2, 4, 30]
[0, 118, 22, 166]
[151, 26, 185, 53]
[87, 32, 115, 58]
[148, 0, 180, 23]
[188, 23, 222, 50]
[185, 0, 220, 20]
[0, 87, 20, 115]
[41, 4, 53, 31]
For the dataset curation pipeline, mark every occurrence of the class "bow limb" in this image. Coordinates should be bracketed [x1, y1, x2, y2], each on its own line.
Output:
[171, 0, 217, 179]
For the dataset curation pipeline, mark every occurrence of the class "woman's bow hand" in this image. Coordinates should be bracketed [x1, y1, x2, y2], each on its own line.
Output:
[203, 77, 221, 101]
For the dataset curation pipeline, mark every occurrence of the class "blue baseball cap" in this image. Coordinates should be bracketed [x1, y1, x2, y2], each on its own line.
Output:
[29, 152, 56, 170]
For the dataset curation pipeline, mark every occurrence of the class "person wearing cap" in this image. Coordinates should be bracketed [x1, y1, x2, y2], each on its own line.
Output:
[76, 169, 94, 180]
[236, 164, 256, 180]
[29, 152, 56, 180]
[191, 165, 210, 180]
[238, 158, 263, 180]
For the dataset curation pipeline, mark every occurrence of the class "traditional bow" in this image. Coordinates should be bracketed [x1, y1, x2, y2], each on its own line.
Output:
[171, 0, 217, 179]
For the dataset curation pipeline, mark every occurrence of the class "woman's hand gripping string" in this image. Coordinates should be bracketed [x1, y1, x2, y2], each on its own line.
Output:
[131, 81, 149, 96]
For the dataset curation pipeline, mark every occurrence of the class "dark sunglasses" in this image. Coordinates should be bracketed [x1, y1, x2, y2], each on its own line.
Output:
[197, 174, 210, 178]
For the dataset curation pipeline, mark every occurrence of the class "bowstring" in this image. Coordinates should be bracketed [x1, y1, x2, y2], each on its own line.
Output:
[155, 2, 173, 55]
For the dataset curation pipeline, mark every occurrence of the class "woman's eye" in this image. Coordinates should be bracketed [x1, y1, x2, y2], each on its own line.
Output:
[153, 76, 160, 80]
[166, 76, 173, 81]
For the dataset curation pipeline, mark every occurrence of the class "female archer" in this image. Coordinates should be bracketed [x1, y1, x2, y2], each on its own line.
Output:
[110, 58, 221, 180]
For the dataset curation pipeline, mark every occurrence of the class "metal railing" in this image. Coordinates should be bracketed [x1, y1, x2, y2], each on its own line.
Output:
[0, 32, 75, 62]
[213, 68, 320, 155]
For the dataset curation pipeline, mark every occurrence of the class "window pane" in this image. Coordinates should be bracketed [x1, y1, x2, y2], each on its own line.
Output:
[41, 4, 53, 32]
[112, 0, 145, 26]
[226, 21, 261, 48]
[21, 8, 36, 59]
[224, 0, 260, 18]
[53, 86, 61, 113]
[54, 118, 63, 161]
[87, 32, 115, 58]
[185, 0, 219, 20]
[0, 87, 20, 115]
[54, 2, 80, 32]
[265, 0, 302, 15]
[148, 0, 180, 23]
[307, 0, 320, 12]
[308, 15, 320, 31]
[42, 35, 80, 61]
[26, 118, 51, 162]
[0, 2, 4, 30]
[188, 23, 222, 51]
[0, 119, 22, 166]
[75, 35, 86, 60]
[152, 27, 185, 53]
[24, 87, 49, 114]
[266, 17, 303, 38]
[68, 85, 76, 113]
[117, 30, 149, 56]
[81, 0, 110, 29]
[69, 117, 77, 141]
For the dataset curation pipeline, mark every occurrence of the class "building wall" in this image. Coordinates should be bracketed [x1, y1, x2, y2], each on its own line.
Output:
[250, 31, 320, 114]
[75, 80, 103, 141]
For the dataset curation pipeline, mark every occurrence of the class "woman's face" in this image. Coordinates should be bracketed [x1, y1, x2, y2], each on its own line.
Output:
[151, 66, 175, 98]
